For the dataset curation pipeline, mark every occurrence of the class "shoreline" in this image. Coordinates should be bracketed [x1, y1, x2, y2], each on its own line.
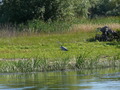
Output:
[0, 57, 120, 73]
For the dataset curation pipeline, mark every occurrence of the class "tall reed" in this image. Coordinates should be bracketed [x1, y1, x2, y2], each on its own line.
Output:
[0, 54, 120, 73]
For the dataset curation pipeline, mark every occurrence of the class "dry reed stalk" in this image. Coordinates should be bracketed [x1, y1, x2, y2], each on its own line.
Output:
[72, 23, 120, 32]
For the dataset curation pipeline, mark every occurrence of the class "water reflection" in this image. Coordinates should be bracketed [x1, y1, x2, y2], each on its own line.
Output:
[0, 68, 120, 90]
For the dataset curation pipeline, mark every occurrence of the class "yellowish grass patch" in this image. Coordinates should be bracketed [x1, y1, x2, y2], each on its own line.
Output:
[71, 23, 120, 32]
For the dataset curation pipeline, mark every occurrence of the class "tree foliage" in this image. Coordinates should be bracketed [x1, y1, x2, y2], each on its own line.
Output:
[90, 0, 120, 18]
[0, 0, 120, 23]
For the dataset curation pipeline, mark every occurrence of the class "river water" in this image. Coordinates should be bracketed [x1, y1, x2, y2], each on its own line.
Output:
[0, 68, 120, 90]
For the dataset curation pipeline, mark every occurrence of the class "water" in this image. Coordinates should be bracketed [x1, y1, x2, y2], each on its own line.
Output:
[0, 68, 120, 90]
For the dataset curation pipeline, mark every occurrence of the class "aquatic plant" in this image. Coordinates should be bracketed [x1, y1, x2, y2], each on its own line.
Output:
[0, 53, 120, 73]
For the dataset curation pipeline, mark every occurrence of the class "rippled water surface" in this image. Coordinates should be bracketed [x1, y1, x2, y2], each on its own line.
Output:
[0, 68, 120, 90]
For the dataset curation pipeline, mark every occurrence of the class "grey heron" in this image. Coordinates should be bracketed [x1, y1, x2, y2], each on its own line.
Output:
[57, 41, 68, 51]
[60, 46, 68, 51]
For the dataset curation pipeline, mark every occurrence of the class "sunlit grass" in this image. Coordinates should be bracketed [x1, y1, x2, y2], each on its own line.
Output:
[0, 16, 119, 72]
[0, 31, 119, 59]
[0, 53, 120, 73]
[72, 23, 120, 32]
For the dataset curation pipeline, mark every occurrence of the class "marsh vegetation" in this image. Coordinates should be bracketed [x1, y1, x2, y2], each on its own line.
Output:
[0, 17, 120, 73]
[0, 0, 120, 73]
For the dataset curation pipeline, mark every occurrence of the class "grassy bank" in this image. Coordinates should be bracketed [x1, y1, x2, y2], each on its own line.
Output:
[0, 31, 119, 73]
[0, 17, 120, 72]
[0, 32, 119, 59]
[0, 54, 120, 73]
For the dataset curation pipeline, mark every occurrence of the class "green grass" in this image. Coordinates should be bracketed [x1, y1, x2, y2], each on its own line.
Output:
[0, 31, 119, 59]
[0, 16, 120, 72]
[0, 31, 120, 73]
[16, 16, 120, 33]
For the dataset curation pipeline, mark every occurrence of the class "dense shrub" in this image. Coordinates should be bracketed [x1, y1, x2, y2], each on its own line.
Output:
[0, 0, 119, 24]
